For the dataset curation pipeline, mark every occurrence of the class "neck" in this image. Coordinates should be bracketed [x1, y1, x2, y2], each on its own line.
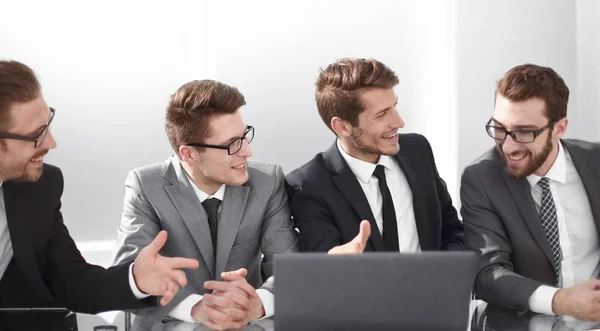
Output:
[181, 161, 220, 195]
[339, 138, 380, 164]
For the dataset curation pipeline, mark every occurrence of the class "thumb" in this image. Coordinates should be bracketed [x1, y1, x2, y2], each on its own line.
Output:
[146, 230, 168, 255]
[353, 220, 371, 249]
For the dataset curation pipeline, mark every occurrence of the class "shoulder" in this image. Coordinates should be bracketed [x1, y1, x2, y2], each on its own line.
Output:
[462, 146, 502, 179]
[285, 153, 329, 190]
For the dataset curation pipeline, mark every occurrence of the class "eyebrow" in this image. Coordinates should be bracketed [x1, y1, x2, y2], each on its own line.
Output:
[373, 97, 399, 117]
[491, 118, 540, 130]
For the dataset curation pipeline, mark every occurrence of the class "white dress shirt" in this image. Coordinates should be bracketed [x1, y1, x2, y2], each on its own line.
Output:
[526, 142, 600, 315]
[170, 175, 273, 323]
[337, 140, 421, 252]
[0, 183, 147, 300]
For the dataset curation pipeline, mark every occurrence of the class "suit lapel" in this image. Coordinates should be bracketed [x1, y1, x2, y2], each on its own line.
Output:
[3, 181, 54, 300]
[393, 153, 432, 250]
[215, 185, 250, 279]
[324, 143, 385, 251]
[503, 172, 555, 265]
[563, 141, 600, 237]
[164, 157, 215, 277]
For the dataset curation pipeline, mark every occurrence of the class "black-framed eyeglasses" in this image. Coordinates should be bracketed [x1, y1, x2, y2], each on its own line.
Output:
[186, 125, 254, 155]
[485, 117, 555, 143]
[0, 107, 55, 148]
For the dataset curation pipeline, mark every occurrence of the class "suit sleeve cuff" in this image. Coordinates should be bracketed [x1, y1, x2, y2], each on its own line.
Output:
[255, 289, 274, 319]
[168, 294, 203, 323]
[528, 285, 559, 315]
[129, 263, 151, 299]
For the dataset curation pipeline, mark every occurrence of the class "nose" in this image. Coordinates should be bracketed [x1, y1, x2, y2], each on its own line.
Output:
[40, 130, 57, 150]
[237, 139, 253, 158]
[391, 109, 405, 129]
[501, 135, 521, 155]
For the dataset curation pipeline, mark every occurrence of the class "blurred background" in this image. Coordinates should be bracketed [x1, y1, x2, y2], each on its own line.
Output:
[1, 0, 599, 265]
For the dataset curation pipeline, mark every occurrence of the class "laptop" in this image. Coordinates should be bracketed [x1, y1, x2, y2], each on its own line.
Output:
[274, 251, 477, 331]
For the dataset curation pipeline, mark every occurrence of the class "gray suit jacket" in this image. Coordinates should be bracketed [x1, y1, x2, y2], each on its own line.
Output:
[461, 139, 600, 310]
[111, 156, 298, 324]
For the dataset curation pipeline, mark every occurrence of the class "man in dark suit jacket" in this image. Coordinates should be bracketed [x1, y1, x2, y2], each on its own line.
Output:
[286, 58, 464, 254]
[462, 63, 600, 322]
[0, 60, 199, 329]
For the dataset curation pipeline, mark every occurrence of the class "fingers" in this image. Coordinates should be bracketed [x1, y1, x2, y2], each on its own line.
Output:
[203, 304, 247, 330]
[212, 289, 252, 309]
[205, 279, 257, 299]
[203, 294, 248, 320]
[146, 230, 168, 255]
[170, 269, 187, 287]
[163, 256, 200, 270]
[159, 280, 179, 306]
[221, 268, 248, 281]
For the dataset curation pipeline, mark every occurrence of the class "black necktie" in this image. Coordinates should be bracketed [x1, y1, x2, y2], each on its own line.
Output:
[373, 165, 400, 251]
[538, 177, 562, 286]
[202, 198, 221, 250]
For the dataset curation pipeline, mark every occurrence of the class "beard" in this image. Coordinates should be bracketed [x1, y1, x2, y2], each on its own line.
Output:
[500, 133, 553, 180]
[350, 127, 398, 157]
[0, 148, 47, 183]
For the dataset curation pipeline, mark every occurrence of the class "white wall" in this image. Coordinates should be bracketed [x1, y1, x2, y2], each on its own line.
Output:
[576, 0, 600, 141]
[0, 0, 598, 249]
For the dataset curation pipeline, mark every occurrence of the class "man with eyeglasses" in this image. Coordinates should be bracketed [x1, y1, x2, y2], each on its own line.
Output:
[0, 60, 200, 328]
[111, 79, 298, 330]
[462, 63, 600, 323]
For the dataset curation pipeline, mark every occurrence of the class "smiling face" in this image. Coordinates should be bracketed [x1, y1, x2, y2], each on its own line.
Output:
[492, 95, 567, 179]
[178, 110, 252, 194]
[0, 96, 57, 182]
[336, 88, 405, 163]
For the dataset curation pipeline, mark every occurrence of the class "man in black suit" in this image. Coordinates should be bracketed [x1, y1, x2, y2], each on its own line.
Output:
[462, 63, 600, 323]
[0, 60, 199, 325]
[286, 58, 464, 254]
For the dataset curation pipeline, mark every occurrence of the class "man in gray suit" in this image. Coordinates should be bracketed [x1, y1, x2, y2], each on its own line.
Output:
[112, 80, 298, 330]
[462, 63, 600, 322]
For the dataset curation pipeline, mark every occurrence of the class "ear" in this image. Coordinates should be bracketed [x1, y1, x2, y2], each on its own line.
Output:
[553, 117, 568, 139]
[178, 145, 194, 162]
[331, 117, 352, 138]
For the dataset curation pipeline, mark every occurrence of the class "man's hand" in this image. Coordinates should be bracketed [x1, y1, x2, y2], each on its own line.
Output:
[190, 268, 263, 330]
[552, 279, 600, 321]
[328, 220, 371, 254]
[132, 231, 199, 306]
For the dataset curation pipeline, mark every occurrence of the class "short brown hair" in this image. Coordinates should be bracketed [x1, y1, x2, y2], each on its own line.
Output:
[315, 58, 399, 133]
[165, 79, 246, 153]
[0, 60, 41, 131]
[496, 64, 569, 123]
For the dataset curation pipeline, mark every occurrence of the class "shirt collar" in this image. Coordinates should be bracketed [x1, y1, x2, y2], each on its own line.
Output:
[526, 140, 567, 187]
[183, 168, 226, 202]
[337, 139, 394, 184]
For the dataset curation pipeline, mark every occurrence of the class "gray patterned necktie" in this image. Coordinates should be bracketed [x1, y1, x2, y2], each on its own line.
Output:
[538, 177, 562, 286]
[202, 198, 221, 250]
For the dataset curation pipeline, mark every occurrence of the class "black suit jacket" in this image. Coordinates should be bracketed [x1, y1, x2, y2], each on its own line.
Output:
[286, 133, 464, 252]
[461, 139, 600, 310]
[0, 164, 148, 314]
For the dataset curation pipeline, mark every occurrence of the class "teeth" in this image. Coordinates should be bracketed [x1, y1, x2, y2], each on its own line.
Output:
[30, 158, 43, 162]
[232, 163, 245, 169]
[383, 133, 397, 139]
[508, 154, 525, 161]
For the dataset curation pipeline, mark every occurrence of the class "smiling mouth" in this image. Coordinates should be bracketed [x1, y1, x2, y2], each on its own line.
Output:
[232, 163, 246, 170]
[382, 132, 398, 140]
